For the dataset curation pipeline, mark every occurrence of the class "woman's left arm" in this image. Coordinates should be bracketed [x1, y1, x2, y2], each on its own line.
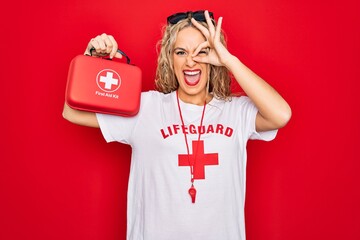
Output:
[192, 11, 291, 132]
[224, 55, 292, 132]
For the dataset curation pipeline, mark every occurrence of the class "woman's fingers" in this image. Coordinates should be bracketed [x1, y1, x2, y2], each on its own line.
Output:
[101, 34, 113, 54]
[107, 35, 122, 59]
[85, 33, 121, 58]
[93, 35, 106, 54]
[192, 41, 209, 57]
[87, 37, 105, 56]
[191, 18, 210, 39]
[215, 17, 223, 42]
[192, 11, 222, 49]
[205, 10, 215, 37]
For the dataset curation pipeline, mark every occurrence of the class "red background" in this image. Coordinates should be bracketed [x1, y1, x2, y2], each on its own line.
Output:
[1, 0, 359, 239]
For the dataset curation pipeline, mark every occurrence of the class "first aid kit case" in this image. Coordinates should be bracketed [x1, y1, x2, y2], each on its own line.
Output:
[65, 54, 142, 117]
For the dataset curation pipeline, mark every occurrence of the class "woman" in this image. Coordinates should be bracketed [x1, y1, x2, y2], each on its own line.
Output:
[63, 10, 291, 240]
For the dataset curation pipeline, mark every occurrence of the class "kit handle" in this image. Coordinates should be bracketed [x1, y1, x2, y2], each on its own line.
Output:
[89, 47, 131, 64]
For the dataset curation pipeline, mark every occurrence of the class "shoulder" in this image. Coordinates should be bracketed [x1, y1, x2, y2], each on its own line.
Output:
[211, 95, 258, 122]
[141, 90, 172, 100]
[139, 90, 174, 109]
[230, 95, 252, 103]
[140, 90, 162, 103]
[218, 95, 255, 109]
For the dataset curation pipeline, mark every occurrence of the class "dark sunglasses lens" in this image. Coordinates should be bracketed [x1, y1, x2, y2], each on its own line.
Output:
[167, 13, 187, 24]
[167, 11, 214, 24]
[193, 11, 214, 22]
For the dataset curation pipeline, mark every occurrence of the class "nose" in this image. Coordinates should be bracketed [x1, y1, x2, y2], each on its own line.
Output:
[186, 55, 196, 68]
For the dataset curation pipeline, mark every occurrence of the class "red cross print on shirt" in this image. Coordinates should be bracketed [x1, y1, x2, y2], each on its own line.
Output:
[178, 140, 219, 179]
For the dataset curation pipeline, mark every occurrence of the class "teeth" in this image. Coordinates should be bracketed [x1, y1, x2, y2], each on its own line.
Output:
[184, 71, 200, 76]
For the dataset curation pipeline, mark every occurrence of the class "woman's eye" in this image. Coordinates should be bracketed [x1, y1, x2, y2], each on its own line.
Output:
[198, 50, 208, 55]
[175, 51, 186, 56]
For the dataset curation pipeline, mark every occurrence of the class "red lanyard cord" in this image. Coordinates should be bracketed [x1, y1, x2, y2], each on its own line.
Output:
[176, 90, 207, 184]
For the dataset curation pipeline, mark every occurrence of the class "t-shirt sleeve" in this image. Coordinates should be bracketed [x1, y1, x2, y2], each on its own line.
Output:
[238, 96, 278, 141]
[95, 91, 153, 145]
[96, 112, 139, 144]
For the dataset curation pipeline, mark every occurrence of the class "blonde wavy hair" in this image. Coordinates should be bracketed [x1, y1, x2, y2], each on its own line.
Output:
[155, 18, 232, 100]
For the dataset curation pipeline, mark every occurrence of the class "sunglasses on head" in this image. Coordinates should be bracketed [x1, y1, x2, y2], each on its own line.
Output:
[167, 10, 214, 25]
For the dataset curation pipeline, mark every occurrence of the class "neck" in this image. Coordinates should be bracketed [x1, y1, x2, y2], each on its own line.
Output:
[177, 90, 212, 106]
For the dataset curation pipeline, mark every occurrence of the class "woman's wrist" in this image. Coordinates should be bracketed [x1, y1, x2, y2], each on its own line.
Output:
[222, 54, 241, 71]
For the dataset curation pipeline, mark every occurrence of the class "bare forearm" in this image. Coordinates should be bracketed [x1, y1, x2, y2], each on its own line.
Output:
[62, 103, 99, 128]
[224, 55, 292, 130]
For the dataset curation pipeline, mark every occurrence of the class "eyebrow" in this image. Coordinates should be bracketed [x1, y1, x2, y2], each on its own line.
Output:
[173, 47, 209, 52]
[173, 47, 186, 51]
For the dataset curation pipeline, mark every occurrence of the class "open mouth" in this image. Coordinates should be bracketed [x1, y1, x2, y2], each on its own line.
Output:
[184, 70, 201, 86]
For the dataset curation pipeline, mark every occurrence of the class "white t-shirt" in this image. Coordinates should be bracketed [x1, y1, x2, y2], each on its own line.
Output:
[96, 91, 277, 240]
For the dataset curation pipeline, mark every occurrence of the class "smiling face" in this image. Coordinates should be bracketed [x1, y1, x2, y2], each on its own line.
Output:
[173, 26, 210, 105]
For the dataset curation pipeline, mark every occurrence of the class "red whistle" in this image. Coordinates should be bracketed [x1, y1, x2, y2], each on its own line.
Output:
[188, 186, 197, 203]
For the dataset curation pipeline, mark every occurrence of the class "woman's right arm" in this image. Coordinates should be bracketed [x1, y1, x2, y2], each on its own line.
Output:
[62, 103, 99, 128]
[62, 33, 122, 128]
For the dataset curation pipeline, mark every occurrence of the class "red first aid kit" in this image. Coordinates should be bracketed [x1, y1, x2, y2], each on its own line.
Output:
[65, 51, 142, 117]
